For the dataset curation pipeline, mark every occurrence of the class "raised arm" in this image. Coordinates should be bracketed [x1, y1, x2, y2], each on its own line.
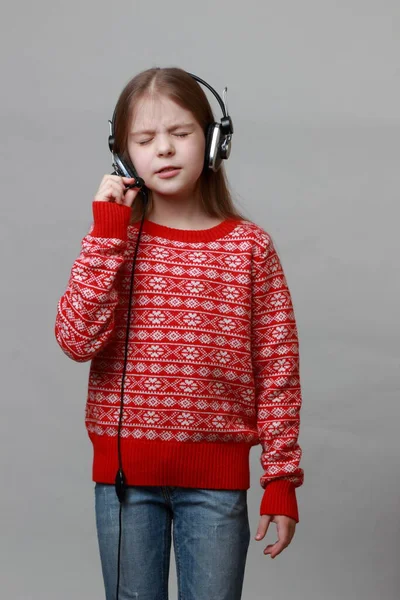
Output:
[54, 201, 132, 362]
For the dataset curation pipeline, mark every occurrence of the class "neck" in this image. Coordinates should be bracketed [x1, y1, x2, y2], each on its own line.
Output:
[147, 188, 210, 229]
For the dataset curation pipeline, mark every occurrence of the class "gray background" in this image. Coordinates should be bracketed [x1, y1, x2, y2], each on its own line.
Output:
[1, 1, 399, 599]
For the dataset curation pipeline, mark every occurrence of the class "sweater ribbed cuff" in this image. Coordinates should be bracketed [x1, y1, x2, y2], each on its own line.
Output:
[91, 201, 132, 241]
[260, 479, 299, 523]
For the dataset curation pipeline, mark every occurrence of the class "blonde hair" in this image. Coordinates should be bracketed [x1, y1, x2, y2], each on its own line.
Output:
[111, 66, 249, 224]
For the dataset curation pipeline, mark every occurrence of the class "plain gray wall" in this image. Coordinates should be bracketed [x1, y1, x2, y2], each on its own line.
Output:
[1, 1, 399, 599]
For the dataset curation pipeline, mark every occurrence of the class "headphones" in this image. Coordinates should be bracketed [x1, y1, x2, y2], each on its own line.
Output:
[106, 71, 234, 599]
[108, 72, 234, 188]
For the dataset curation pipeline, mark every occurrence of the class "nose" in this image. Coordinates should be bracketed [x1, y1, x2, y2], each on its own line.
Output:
[156, 134, 175, 157]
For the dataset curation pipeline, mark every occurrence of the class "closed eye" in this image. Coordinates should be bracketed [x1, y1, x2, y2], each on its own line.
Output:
[137, 133, 189, 146]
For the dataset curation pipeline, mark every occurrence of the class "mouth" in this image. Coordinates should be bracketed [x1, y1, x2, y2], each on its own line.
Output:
[156, 166, 181, 174]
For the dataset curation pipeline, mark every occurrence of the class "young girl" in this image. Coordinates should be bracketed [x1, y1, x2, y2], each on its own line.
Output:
[55, 67, 304, 600]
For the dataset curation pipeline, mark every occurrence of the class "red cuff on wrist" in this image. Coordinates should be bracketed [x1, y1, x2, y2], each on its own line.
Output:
[91, 201, 132, 241]
[260, 479, 299, 522]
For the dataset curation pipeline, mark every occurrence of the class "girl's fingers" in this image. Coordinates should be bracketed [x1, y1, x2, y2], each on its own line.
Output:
[113, 180, 133, 203]
[94, 175, 138, 203]
[105, 182, 124, 203]
[122, 187, 140, 207]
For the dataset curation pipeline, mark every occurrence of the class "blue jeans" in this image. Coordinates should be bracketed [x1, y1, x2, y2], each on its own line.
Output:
[94, 483, 251, 600]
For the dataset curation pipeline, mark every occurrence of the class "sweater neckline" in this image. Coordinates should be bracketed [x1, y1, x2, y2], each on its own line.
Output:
[130, 217, 242, 242]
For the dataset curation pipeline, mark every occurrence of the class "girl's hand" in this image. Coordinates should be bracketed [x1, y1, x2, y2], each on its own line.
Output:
[254, 514, 296, 558]
[94, 174, 141, 207]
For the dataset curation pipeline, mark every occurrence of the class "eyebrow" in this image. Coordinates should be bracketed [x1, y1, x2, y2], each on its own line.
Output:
[130, 122, 195, 136]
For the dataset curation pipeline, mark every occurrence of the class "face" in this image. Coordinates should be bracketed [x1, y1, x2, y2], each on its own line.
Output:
[126, 94, 206, 202]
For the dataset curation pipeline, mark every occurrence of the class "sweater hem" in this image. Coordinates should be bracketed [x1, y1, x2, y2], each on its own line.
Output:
[89, 435, 253, 490]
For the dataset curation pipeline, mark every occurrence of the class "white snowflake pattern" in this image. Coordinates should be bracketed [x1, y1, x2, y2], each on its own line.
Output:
[272, 358, 292, 374]
[225, 255, 241, 269]
[270, 292, 287, 308]
[218, 318, 236, 332]
[146, 345, 165, 358]
[215, 350, 231, 364]
[147, 311, 166, 325]
[179, 379, 199, 393]
[143, 411, 161, 425]
[222, 286, 240, 301]
[186, 280, 205, 294]
[182, 347, 201, 360]
[241, 388, 254, 403]
[212, 415, 226, 428]
[272, 326, 289, 342]
[72, 266, 88, 281]
[269, 256, 280, 273]
[149, 277, 168, 291]
[144, 378, 163, 392]
[83, 339, 102, 353]
[183, 313, 202, 327]
[177, 412, 195, 426]
[187, 252, 207, 264]
[267, 421, 285, 436]
[150, 247, 170, 260]
[94, 307, 112, 322]
[211, 382, 226, 395]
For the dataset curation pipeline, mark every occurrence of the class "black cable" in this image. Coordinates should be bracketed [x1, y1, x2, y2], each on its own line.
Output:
[115, 189, 149, 599]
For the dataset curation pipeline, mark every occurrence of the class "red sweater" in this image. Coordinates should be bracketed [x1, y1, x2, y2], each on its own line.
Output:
[55, 201, 304, 522]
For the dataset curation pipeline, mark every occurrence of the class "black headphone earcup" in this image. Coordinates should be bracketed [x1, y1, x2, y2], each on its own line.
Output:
[204, 123, 216, 170]
[111, 153, 146, 191]
[120, 155, 136, 178]
[113, 154, 134, 178]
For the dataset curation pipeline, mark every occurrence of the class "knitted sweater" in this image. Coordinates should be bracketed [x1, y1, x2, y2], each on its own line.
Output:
[55, 201, 304, 522]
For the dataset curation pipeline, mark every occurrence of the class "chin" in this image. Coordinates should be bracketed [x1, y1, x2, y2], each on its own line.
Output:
[152, 181, 195, 194]
[153, 188, 189, 198]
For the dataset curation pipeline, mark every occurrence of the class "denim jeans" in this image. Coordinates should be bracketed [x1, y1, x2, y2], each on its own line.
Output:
[94, 483, 251, 600]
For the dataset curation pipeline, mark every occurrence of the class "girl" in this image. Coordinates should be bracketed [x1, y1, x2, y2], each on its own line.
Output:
[55, 67, 304, 600]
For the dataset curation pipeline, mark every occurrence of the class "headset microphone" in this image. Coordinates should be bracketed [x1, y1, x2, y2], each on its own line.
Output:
[106, 71, 233, 599]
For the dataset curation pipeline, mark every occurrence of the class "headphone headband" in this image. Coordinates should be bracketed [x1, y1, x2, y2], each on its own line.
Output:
[109, 71, 233, 139]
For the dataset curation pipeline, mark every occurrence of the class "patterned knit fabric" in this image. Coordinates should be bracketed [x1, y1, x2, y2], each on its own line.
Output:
[55, 201, 304, 522]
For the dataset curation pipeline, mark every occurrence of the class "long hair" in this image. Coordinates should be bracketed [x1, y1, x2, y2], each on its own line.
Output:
[111, 67, 249, 224]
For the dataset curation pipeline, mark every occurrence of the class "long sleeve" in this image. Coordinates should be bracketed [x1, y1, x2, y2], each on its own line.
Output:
[54, 201, 132, 362]
[251, 232, 304, 522]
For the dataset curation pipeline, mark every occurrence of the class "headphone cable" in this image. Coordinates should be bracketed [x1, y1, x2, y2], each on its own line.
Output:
[114, 190, 149, 599]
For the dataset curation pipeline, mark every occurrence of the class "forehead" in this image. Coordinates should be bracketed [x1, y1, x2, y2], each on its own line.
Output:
[130, 94, 194, 128]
